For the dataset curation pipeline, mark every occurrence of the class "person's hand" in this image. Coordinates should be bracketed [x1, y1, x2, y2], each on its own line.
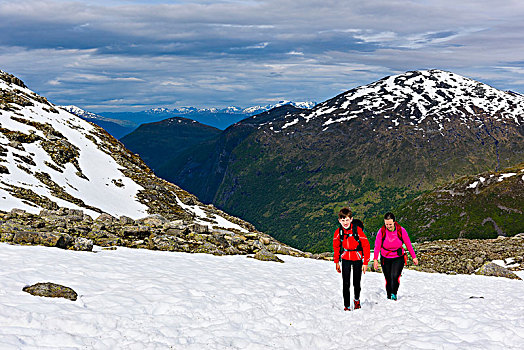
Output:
[362, 264, 368, 274]
[373, 260, 378, 270]
[336, 262, 341, 273]
[413, 257, 419, 265]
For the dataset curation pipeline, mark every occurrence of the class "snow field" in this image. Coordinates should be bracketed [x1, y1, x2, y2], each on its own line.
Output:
[0, 243, 523, 349]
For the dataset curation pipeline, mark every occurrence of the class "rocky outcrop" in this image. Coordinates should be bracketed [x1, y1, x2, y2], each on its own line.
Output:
[23, 282, 78, 301]
[475, 262, 521, 280]
[0, 207, 324, 261]
[409, 235, 524, 276]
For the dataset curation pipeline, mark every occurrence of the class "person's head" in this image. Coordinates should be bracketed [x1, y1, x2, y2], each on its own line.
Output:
[384, 212, 396, 232]
[338, 207, 353, 229]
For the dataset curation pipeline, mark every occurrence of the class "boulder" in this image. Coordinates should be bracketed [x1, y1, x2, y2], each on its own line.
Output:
[96, 213, 115, 223]
[475, 262, 522, 280]
[119, 216, 135, 225]
[33, 232, 70, 249]
[13, 231, 38, 244]
[72, 237, 93, 251]
[251, 249, 284, 263]
[23, 282, 78, 301]
[139, 214, 168, 227]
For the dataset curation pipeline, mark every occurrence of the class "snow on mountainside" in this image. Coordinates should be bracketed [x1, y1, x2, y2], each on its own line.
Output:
[266, 69, 524, 132]
[0, 70, 248, 231]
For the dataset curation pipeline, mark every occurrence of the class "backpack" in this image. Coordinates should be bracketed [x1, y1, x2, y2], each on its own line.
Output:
[380, 222, 407, 264]
[338, 219, 364, 261]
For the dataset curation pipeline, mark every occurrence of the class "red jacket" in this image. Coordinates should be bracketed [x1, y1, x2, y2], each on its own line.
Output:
[333, 224, 370, 264]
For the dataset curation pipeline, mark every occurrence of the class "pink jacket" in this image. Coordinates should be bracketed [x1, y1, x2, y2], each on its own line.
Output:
[373, 226, 417, 260]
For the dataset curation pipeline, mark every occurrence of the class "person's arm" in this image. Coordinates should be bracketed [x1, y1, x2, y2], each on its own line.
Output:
[401, 227, 419, 265]
[373, 228, 382, 261]
[373, 228, 383, 269]
[333, 228, 342, 272]
[360, 227, 370, 273]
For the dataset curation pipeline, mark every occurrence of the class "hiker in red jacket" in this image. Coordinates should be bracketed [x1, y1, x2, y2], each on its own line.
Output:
[373, 212, 419, 301]
[333, 207, 370, 311]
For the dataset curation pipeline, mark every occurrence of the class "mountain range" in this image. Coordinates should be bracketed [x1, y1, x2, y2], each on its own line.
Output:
[120, 69, 524, 252]
[63, 101, 316, 138]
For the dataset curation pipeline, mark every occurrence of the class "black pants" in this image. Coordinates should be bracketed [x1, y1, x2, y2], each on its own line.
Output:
[381, 255, 404, 297]
[342, 259, 363, 307]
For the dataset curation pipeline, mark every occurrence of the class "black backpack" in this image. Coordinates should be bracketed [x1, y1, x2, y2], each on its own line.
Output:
[338, 219, 364, 261]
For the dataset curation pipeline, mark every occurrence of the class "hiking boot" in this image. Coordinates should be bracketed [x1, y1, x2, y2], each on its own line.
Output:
[387, 293, 391, 300]
[344, 307, 351, 311]
[354, 300, 361, 309]
[391, 294, 397, 301]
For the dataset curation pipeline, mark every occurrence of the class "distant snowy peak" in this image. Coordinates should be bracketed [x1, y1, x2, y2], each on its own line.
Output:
[265, 70, 524, 133]
[243, 101, 316, 114]
[144, 101, 316, 116]
[61, 105, 100, 119]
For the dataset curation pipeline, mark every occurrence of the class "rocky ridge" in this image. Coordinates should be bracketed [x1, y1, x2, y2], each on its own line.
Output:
[408, 235, 524, 276]
[0, 207, 325, 261]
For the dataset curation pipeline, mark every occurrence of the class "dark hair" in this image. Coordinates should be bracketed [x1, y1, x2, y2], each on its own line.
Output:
[384, 212, 395, 221]
[338, 207, 353, 219]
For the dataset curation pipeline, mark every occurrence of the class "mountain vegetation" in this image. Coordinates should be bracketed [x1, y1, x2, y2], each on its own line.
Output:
[397, 162, 524, 241]
[120, 117, 221, 172]
[122, 70, 524, 253]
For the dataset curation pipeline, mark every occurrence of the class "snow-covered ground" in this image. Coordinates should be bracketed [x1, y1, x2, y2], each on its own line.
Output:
[0, 243, 523, 349]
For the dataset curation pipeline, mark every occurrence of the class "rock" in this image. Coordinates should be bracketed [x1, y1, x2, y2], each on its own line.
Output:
[67, 209, 84, 217]
[10, 208, 26, 215]
[13, 231, 39, 244]
[119, 216, 135, 225]
[139, 214, 169, 227]
[259, 236, 271, 245]
[33, 232, 70, 249]
[96, 213, 115, 223]
[474, 257, 484, 265]
[475, 262, 522, 280]
[188, 223, 209, 234]
[119, 226, 151, 238]
[23, 282, 78, 301]
[251, 249, 284, 263]
[0, 231, 15, 242]
[72, 237, 93, 251]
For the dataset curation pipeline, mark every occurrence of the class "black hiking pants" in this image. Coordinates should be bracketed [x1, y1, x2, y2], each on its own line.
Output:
[342, 259, 363, 307]
[381, 255, 404, 297]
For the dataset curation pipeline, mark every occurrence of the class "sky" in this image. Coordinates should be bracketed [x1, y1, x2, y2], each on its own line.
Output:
[1, 0, 524, 112]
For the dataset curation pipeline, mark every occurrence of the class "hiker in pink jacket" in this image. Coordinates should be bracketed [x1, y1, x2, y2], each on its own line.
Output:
[373, 212, 419, 300]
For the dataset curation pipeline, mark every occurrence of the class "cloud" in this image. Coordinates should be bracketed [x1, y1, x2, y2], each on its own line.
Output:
[0, 0, 523, 111]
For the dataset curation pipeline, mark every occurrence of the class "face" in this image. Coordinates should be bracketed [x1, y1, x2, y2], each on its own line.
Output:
[339, 216, 352, 229]
[384, 219, 395, 231]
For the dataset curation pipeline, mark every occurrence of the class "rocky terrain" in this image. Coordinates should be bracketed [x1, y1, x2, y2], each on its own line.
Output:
[0, 207, 320, 262]
[1, 206, 522, 277]
[408, 235, 524, 277]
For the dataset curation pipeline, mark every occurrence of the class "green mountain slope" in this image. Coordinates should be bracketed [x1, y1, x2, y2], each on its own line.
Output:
[209, 70, 524, 252]
[396, 163, 524, 241]
[120, 117, 221, 171]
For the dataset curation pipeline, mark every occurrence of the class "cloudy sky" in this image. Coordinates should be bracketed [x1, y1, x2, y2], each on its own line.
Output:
[1, 0, 523, 112]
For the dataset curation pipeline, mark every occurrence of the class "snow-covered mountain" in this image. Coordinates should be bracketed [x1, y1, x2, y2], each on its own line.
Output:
[64, 101, 316, 133]
[146, 100, 316, 115]
[263, 69, 524, 132]
[0, 70, 250, 231]
[164, 69, 524, 252]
